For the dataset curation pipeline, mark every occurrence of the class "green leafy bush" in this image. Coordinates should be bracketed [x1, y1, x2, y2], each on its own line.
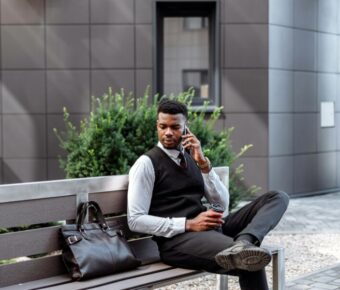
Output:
[55, 88, 258, 210]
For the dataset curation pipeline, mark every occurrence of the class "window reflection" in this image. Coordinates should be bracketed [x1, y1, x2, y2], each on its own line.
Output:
[163, 17, 210, 105]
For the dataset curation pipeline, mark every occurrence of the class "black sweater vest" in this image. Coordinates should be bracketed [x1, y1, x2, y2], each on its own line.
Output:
[145, 146, 206, 219]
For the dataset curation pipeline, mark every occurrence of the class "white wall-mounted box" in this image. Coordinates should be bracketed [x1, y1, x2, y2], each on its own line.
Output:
[320, 101, 335, 127]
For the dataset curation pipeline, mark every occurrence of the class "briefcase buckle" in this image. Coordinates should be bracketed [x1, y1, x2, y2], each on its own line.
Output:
[67, 235, 82, 245]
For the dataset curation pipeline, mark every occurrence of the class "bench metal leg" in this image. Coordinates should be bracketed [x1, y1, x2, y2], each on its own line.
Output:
[272, 248, 285, 290]
[216, 274, 228, 290]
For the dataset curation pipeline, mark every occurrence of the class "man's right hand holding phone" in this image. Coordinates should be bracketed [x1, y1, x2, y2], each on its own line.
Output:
[181, 127, 211, 173]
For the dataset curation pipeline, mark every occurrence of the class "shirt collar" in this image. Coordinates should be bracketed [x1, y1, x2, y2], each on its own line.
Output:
[157, 141, 182, 158]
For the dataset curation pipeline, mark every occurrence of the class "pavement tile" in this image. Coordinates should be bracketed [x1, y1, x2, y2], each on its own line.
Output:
[312, 276, 338, 283]
[274, 192, 340, 233]
[281, 192, 340, 290]
[308, 288, 338, 290]
[309, 282, 338, 289]
[325, 272, 339, 276]
[289, 284, 311, 289]
[293, 279, 314, 285]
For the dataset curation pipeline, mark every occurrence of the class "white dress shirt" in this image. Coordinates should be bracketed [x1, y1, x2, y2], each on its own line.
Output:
[127, 142, 230, 238]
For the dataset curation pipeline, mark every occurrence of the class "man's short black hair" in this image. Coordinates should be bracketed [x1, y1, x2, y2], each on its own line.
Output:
[157, 99, 188, 119]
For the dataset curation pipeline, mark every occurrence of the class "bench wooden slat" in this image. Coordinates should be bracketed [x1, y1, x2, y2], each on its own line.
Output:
[0, 217, 151, 260]
[0, 196, 75, 228]
[90, 190, 127, 214]
[0, 214, 151, 261]
[0, 175, 129, 203]
[129, 238, 160, 265]
[0, 225, 61, 260]
[1, 276, 71, 290]
[41, 263, 174, 290]
[105, 216, 140, 240]
[0, 255, 67, 287]
[0, 237, 160, 288]
[89, 268, 201, 290]
[2, 249, 284, 290]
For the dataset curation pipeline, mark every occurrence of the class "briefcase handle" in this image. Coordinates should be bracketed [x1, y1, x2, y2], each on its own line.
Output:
[76, 201, 108, 230]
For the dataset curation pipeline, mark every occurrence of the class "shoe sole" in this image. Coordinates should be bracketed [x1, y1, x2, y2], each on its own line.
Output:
[215, 247, 271, 272]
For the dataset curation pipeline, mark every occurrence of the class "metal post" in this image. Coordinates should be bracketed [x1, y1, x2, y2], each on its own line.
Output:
[216, 274, 228, 290]
[272, 247, 285, 290]
[76, 191, 89, 222]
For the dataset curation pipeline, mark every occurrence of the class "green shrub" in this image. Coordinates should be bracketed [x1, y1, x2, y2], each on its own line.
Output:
[54, 88, 258, 210]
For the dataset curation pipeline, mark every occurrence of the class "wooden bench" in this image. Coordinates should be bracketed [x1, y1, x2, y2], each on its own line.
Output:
[0, 167, 285, 290]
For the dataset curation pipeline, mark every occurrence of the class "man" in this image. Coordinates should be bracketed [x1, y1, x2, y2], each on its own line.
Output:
[128, 99, 289, 290]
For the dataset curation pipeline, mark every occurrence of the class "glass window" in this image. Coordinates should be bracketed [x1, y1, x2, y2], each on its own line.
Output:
[183, 17, 208, 30]
[155, 1, 219, 108]
[183, 70, 209, 105]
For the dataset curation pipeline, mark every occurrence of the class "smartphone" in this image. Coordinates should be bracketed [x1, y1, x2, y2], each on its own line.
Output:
[182, 126, 187, 136]
[177, 126, 187, 151]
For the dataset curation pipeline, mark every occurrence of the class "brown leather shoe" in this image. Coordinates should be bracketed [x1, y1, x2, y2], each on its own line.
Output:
[215, 240, 271, 272]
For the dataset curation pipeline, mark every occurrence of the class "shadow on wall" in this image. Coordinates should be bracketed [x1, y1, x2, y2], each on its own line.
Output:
[2, 159, 47, 184]
[223, 21, 268, 128]
[1, 80, 47, 183]
[2, 160, 22, 184]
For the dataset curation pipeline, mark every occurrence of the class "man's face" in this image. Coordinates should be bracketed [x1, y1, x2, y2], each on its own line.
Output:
[157, 112, 186, 149]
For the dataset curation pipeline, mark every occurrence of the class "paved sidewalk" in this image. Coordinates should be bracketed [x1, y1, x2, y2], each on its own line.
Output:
[286, 263, 340, 290]
[272, 191, 340, 290]
[273, 192, 340, 234]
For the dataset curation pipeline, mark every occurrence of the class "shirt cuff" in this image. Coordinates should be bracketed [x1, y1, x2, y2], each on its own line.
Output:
[202, 168, 217, 179]
[172, 217, 186, 234]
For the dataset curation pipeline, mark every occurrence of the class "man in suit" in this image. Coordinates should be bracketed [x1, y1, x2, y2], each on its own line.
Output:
[128, 99, 289, 290]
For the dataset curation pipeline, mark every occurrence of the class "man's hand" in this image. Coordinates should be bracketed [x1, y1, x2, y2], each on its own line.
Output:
[182, 127, 210, 172]
[185, 209, 224, 232]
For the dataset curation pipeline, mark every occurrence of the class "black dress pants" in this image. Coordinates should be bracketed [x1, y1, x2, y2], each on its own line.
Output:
[157, 190, 289, 290]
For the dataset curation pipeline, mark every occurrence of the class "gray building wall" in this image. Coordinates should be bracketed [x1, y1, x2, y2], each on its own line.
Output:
[268, 0, 340, 195]
[0, 0, 339, 196]
[0, 0, 153, 183]
[221, 0, 270, 193]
